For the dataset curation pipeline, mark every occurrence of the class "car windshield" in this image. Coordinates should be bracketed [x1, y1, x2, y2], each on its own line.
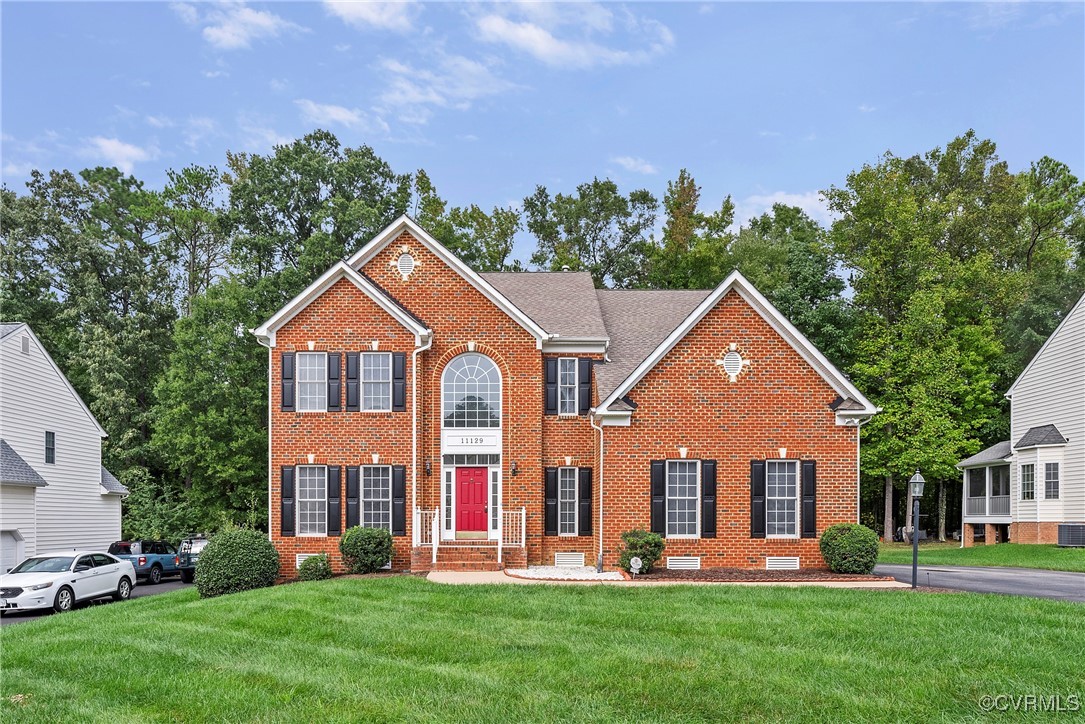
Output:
[190, 540, 209, 553]
[9, 556, 74, 573]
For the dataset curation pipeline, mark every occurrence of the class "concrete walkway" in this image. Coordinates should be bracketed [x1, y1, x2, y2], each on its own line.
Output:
[875, 563, 1085, 602]
[427, 570, 911, 589]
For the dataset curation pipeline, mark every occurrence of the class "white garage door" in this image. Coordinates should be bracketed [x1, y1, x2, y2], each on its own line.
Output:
[0, 531, 21, 574]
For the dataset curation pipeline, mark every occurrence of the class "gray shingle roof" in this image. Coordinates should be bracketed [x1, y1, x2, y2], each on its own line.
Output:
[594, 289, 713, 400]
[1015, 424, 1068, 449]
[481, 272, 609, 339]
[0, 439, 48, 487]
[957, 441, 1012, 468]
[1, 323, 26, 339]
[100, 466, 128, 495]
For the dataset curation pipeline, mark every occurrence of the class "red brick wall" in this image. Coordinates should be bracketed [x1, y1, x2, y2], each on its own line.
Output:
[1011, 521, 1060, 544]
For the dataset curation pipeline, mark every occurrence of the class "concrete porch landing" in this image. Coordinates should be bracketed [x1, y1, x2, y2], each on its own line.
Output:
[426, 570, 912, 589]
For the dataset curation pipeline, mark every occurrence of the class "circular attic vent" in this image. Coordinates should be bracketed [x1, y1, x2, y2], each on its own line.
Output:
[396, 252, 416, 279]
[722, 350, 743, 377]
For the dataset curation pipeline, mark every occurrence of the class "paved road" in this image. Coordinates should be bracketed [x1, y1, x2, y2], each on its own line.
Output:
[1, 578, 191, 626]
[875, 564, 1085, 602]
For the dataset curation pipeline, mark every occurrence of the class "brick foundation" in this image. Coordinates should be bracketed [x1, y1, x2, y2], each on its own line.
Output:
[1010, 521, 1061, 544]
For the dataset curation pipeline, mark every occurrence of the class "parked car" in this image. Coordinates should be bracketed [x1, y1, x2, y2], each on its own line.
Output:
[177, 534, 210, 583]
[107, 540, 180, 584]
[0, 551, 135, 613]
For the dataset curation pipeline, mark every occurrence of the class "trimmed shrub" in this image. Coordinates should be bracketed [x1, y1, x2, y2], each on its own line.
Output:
[617, 529, 665, 573]
[297, 553, 332, 581]
[340, 526, 393, 574]
[194, 528, 279, 598]
[820, 523, 880, 574]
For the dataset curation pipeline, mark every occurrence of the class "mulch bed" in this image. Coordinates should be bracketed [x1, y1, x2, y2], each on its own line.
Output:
[635, 567, 896, 583]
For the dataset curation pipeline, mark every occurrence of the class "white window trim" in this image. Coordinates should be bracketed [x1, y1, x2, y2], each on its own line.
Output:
[360, 465, 393, 531]
[441, 353, 503, 430]
[441, 464, 503, 541]
[557, 358, 578, 416]
[666, 459, 701, 539]
[296, 351, 328, 413]
[1020, 463, 1036, 501]
[360, 352, 393, 413]
[1043, 462, 1060, 501]
[557, 466, 579, 536]
[296, 465, 328, 537]
[765, 459, 800, 540]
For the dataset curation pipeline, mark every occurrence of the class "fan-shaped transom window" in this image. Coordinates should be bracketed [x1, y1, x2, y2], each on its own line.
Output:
[442, 354, 501, 428]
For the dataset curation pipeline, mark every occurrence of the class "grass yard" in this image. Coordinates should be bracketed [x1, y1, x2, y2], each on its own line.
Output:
[2, 577, 1083, 722]
[879, 541, 1085, 572]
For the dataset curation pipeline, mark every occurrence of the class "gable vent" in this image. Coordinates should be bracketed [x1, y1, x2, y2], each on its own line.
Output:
[766, 556, 800, 570]
[666, 556, 701, 570]
[396, 252, 415, 279]
[21, 336, 30, 354]
[554, 552, 585, 567]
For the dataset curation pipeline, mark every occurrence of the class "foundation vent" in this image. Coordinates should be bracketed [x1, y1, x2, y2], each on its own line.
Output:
[766, 557, 800, 570]
[554, 553, 585, 567]
[666, 556, 701, 570]
[295, 554, 315, 569]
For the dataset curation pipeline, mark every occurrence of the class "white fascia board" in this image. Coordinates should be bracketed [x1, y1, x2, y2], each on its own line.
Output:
[346, 215, 549, 343]
[1006, 290, 1085, 397]
[13, 325, 108, 438]
[593, 409, 632, 427]
[100, 485, 128, 497]
[540, 338, 609, 354]
[596, 270, 878, 416]
[251, 260, 430, 347]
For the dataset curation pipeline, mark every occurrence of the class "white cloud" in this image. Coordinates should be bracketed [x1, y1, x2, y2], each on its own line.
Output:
[269, 78, 289, 92]
[967, 2, 1024, 29]
[758, 130, 782, 137]
[610, 155, 657, 175]
[858, 103, 877, 113]
[294, 99, 388, 134]
[173, 3, 306, 51]
[2, 161, 35, 180]
[236, 114, 292, 151]
[733, 191, 834, 229]
[183, 117, 217, 149]
[324, 1, 419, 32]
[204, 70, 228, 79]
[474, 4, 673, 69]
[145, 114, 174, 128]
[82, 137, 155, 174]
[376, 53, 517, 125]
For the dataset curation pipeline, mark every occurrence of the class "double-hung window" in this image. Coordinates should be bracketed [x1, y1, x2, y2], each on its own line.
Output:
[1044, 463, 1060, 500]
[766, 460, 799, 537]
[1020, 464, 1035, 500]
[297, 352, 327, 412]
[361, 466, 392, 530]
[666, 460, 699, 537]
[296, 466, 327, 535]
[45, 431, 56, 464]
[557, 358, 577, 415]
[361, 353, 392, 411]
[558, 467, 577, 535]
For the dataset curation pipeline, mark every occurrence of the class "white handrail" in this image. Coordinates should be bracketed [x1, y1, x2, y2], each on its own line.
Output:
[431, 507, 440, 564]
[521, 506, 526, 547]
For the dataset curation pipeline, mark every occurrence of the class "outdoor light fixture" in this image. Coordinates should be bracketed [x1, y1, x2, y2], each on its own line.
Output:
[424, 460, 432, 476]
[511, 462, 519, 476]
[909, 469, 925, 588]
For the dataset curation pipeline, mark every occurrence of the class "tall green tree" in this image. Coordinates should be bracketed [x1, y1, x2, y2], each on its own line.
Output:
[0, 187, 60, 338]
[647, 169, 733, 289]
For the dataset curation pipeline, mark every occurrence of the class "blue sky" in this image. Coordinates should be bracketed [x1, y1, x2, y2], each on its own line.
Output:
[3, 1, 1083, 262]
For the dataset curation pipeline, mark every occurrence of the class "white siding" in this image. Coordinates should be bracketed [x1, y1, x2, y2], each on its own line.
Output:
[1008, 295, 1085, 524]
[0, 329, 122, 552]
[0, 484, 37, 562]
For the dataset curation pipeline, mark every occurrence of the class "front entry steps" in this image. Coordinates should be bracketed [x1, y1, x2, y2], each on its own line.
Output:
[411, 543, 526, 572]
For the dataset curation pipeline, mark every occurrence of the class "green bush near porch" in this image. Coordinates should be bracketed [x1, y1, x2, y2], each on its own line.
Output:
[820, 523, 879, 574]
[617, 528, 665, 573]
[339, 526, 393, 574]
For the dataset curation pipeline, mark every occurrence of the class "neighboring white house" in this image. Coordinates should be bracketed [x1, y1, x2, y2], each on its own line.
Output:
[0, 323, 127, 572]
[957, 291, 1085, 546]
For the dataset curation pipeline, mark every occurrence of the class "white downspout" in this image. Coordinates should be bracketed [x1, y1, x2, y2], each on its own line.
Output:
[590, 411, 605, 572]
[254, 335, 274, 541]
[411, 332, 434, 536]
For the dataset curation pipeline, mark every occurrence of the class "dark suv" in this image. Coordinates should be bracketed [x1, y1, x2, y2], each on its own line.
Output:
[107, 540, 180, 584]
[177, 535, 210, 583]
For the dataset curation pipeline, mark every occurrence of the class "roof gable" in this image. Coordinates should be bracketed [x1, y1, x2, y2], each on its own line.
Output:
[0, 439, 48, 487]
[1007, 290, 1085, 397]
[595, 270, 878, 417]
[347, 216, 548, 344]
[1014, 424, 1069, 449]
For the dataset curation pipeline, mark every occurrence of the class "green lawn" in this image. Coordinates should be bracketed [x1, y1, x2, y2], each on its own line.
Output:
[879, 542, 1085, 572]
[2, 578, 1082, 722]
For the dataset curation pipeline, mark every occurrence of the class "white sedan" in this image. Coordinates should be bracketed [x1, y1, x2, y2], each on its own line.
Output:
[0, 551, 136, 613]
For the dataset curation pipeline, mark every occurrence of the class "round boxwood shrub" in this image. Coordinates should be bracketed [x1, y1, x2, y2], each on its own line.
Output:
[339, 526, 393, 574]
[297, 553, 332, 581]
[819, 523, 879, 574]
[617, 528, 665, 573]
[194, 528, 280, 598]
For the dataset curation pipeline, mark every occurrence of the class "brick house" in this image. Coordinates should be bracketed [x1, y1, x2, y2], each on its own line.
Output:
[252, 216, 878, 575]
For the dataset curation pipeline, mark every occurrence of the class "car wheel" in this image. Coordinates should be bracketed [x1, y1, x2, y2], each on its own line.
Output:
[180, 569, 194, 584]
[148, 565, 162, 584]
[113, 577, 132, 601]
[53, 586, 75, 613]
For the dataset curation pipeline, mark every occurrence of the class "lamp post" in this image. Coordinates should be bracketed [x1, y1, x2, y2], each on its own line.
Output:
[909, 470, 925, 589]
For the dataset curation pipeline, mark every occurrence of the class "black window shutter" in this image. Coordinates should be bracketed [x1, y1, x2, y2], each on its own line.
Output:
[281, 466, 295, 537]
[750, 460, 766, 539]
[577, 358, 592, 415]
[327, 466, 342, 536]
[701, 460, 717, 538]
[801, 460, 817, 539]
[345, 353, 360, 412]
[281, 353, 295, 412]
[578, 467, 593, 536]
[392, 353, 407, 412]
[544, 467, 558, 535]
[327, 353, 342, 412]
[650, 460, 666, 536]
[392, 465, 406, 536]
[346, 466, 360, 529]
[544, 358, 558, 415]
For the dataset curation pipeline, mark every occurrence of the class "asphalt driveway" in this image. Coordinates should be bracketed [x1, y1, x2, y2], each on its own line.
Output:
[1, 579, 191, 626]
[875, 564, 1085, 602]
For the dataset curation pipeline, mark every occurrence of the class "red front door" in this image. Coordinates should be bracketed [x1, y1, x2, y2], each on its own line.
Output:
[456, 467, 488, 533]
